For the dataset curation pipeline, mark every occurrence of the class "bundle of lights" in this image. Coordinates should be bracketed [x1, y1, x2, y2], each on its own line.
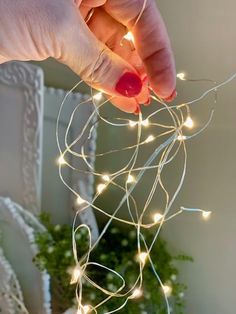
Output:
[55, 6, 236, 313]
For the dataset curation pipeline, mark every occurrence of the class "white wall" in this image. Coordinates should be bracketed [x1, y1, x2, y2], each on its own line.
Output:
[158, 1, 236, 313]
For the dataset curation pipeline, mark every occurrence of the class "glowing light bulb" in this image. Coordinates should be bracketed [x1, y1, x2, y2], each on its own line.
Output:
[77, 306, 90, 314]
[129, 120, 137, 128]
[123, 31, 134, 43]
[130, 288, 143, 299]
[184, 116, 194, 128]
[127, 174, 135, 184]
[93, 92, 103, 101]
[97, 183, 107, 194]
[202, 210, 212, 220]
[138, 252, 148, 264]
[177, 72, 186, 80]
[83, 305, 91, 314]
[177, 135, 187, 141]
[70, 265, 82, 284]
[102, 174, 110, 182]
[58, 155, 66, 165]
[141, 118, 150, 127]
[153, 213, 163, 223]
[163, 285, 172, 296]
[145, 135, 155, 143]
[76, 195, 86, 205]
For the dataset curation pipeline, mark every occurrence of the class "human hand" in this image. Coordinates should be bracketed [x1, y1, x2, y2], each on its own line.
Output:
[0, 0, 176, 112]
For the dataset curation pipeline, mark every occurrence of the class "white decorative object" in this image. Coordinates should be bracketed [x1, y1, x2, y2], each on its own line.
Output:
[0, 248, 26, 314]
[0, 61, 44, 214]
[0, 197, 51, 314]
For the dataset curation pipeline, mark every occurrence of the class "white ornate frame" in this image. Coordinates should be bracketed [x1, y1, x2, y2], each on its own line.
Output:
[0, 197, 51, 314]
[0, 61, 44, 214]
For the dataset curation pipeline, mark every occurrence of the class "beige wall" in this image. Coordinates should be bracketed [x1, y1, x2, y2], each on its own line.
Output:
[36, 0, 236, 313]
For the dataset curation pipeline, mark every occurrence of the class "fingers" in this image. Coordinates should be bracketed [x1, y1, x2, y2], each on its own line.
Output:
[104, 0, 176, 100]
[84, 7, 149, 109]
[58, 6, 143, 112]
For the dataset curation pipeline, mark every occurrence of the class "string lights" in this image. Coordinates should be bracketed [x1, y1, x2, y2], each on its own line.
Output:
[54, 4, 236, 313]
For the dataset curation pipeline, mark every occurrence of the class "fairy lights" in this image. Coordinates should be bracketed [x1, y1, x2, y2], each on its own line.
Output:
[93, 92, 103, 101]
[96, 183, 107, 194]
[102, 174, 110, 182]
[202, 210, 212, 220]
[130, 288, 143, 299]
[141, 118, 150, 127]
[184, 116, 194, 128]
[153, 213, 164, 223]
[177, 72, 186, 80]
[57, 155, 66, 165]
[123, 31, 135, 43]
[54, 67, 236, 313]
[163, 284, 172, 297]
[70, 265, 82, 284]
[138, 252, 149, 265]
[77, 305, 91, 314]
[126, 174, 136, 184]
[129, 120, 137, 128]
[145, 135, 155, 143]
[76, 195, 86, 205]
[177, 134, 187, 141]
[55, 6, 236, 311]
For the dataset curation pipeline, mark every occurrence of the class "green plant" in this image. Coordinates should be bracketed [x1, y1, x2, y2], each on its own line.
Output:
[34, 213, 192, 313]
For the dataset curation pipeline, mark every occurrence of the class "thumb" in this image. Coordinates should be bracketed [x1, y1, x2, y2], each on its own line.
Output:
[57, 9, 143, 100]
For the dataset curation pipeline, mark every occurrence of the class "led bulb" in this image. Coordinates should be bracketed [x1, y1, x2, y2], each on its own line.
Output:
[58, 155, 66, 165]
[177, 135, 187, 141]
[177, 72, 186, 80]
[76, 195, 86, 205]
[138, 252, 148, 264]
[130, 288, 143, 299]
[97, 183, 107, 194]
[141, 118, 150, 127]
[202, 210, 212, 220]
[184, 116, 194, 129]
[102, 174, 110, 182]
[163, 285, 172, 296]
[127, 174, 135, 184]
[153, 213, 163, 223]
[70, 265, 82, 284]
[129, 120, 137, 128]
[83, 305, 91, 314]
[145, 135, 155, 143]
[93, 92, 103, 101]
[123, 31, 134, 43]
[77, 306, 90, 314]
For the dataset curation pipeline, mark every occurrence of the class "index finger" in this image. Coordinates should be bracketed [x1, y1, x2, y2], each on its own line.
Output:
[104, 0, 176, 100]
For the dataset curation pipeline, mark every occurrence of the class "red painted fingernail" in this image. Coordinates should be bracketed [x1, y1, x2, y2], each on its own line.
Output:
[163, 90, 177, 102]
[142, 75, 149, 85]
[143, 96, 151, 106]
[115, 72, 142, 97]
[134, 104, 141, 115]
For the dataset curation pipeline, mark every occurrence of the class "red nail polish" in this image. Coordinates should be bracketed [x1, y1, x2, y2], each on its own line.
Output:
[134, 104, 141, 115]
[163, 90, 177, 102]
[143, 96, 151, 106]
[115, 72, 142, 97]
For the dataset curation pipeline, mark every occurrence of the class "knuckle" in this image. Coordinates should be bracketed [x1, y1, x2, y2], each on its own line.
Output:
[82, 48, 113, 84]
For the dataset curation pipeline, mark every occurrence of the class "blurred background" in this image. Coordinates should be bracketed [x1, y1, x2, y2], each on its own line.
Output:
[0, 0, 235, 313]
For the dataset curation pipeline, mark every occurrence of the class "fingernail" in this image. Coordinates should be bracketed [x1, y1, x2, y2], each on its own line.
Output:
[134, 104, 141, 115]
[143, 96, 151, 106]
[115, 72, 142, 97]
[163, 90, 177, 102]
[142, 75, 149, 85]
